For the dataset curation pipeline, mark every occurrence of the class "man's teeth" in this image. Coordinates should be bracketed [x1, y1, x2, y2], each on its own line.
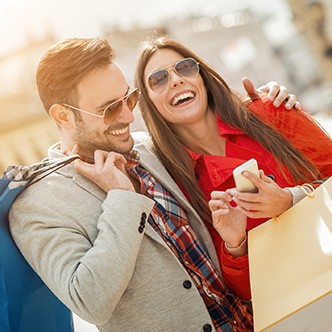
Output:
[172, 92, 194, 106]
[110, 127, 128, 135]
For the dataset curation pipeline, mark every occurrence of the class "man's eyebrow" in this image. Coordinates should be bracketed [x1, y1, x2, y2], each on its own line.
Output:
[96, 87, 130, 111]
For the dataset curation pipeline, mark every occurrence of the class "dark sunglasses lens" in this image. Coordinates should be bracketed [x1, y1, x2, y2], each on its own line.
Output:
[127, 89, 139, 109]
[148, 70, 168, 92]
[104, 90, 139, 124]
[175, 58, 199, 77]
[104, 101, 122, 124]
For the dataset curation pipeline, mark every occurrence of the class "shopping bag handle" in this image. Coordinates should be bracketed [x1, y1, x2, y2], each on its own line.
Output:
[295, 183, 316, 198]
[28, 155, 79, 186]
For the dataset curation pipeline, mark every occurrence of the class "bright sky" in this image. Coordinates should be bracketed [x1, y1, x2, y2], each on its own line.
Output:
[0, 0, 290, 56]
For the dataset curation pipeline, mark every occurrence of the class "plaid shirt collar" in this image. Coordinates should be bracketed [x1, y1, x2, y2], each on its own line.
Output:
[125, 149, 141, 164]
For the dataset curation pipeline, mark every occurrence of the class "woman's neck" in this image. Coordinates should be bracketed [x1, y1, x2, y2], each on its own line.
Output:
[174, 112, 226, 156]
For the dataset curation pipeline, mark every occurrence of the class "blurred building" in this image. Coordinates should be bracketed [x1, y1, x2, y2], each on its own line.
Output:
[0, 34, 59, 172]
[288, 0, 332, 82]
[287, 0, 332, 113]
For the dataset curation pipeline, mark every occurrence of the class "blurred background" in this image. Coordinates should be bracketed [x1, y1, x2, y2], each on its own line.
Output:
[0, 0, 331, 330]
[0, 0, 332, 173]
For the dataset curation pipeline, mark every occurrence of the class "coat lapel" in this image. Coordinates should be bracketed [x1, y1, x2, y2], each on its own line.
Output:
[56, 162, 170, 249]
[133, 134, 221, 273]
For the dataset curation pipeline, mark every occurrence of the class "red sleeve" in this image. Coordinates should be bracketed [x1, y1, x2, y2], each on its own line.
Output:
[219, 242, 252, 300]
[247, 97, 332, 179]
[205, 221, 252, 300]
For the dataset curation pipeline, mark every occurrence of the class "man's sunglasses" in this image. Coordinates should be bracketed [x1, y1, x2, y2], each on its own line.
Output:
[147, 57, 200, 94]
[62, 88, 139, 125]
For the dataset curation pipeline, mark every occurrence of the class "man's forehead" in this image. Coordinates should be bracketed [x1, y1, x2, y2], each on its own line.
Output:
[109, 61, 129, 88]
[76, 63, 129, 108]
[78, 63, 127, 88]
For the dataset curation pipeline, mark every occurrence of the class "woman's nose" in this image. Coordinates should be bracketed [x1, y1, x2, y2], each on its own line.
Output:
[168, 69, 185, 88]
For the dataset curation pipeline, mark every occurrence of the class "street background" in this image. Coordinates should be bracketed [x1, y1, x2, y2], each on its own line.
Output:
[0, 0, 331, 330]
[0, 0, 332, 173]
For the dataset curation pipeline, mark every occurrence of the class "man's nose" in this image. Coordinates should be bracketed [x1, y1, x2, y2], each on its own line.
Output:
[116, 104, 135, 124]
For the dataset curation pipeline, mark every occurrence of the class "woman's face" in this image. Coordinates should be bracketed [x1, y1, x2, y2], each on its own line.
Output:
[143, 48, 209, 126]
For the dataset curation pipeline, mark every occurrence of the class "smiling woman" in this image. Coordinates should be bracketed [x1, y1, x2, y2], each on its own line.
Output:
[142, 48, 208, 125]
[134, 35, 332, 307]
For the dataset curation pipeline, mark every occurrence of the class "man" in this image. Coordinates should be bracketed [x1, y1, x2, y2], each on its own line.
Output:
[9, 38, 298, 332]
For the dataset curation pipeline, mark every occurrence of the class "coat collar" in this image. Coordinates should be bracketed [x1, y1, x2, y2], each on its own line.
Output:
[216, 116, 244, 136]
[186, 117, 245, 163]
[48, 142, 108, 202]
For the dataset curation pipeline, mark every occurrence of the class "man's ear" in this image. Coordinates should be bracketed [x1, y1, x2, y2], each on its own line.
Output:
[49, 104, 74, 129]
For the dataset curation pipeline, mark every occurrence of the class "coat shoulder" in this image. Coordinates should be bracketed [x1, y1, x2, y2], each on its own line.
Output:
[132, 131, 153, 147]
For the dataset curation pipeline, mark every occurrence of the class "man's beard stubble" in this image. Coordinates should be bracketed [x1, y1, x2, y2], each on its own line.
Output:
[74, 118, 134, 158]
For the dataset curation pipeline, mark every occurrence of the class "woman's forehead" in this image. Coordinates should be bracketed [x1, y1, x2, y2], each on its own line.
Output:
[144, 49, 184, 75]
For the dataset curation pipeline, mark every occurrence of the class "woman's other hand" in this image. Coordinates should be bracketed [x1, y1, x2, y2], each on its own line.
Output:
[242, 76, 301, 111]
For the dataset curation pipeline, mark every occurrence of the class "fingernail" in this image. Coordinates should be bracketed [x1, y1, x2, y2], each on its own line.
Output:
[242, 171, 249, 177]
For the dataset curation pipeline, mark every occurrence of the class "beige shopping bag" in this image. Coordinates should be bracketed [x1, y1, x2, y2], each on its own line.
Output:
[248, 176, 332, 332]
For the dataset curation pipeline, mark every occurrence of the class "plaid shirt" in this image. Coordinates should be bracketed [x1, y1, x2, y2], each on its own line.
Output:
[126, 150, 253, 332]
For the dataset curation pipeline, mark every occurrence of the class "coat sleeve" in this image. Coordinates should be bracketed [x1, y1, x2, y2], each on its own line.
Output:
[9, 179, 155, 325]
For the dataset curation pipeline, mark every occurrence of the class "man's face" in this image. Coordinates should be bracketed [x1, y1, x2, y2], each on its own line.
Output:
[72, 63, 135, 158]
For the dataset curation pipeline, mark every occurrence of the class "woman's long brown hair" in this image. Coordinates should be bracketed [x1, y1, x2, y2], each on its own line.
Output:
[134, 35, 320, 223]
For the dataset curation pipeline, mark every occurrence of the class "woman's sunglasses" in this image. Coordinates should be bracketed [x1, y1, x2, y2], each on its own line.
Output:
[62, 88, 139, 125]
[147, 57, 200, 94]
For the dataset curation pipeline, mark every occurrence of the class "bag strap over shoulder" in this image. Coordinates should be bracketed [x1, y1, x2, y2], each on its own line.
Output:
[2, 155, 79, 185]
[29, 155, 79, 185]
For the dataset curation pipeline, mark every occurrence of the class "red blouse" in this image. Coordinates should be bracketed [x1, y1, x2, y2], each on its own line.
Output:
[186, 96, 332, 300]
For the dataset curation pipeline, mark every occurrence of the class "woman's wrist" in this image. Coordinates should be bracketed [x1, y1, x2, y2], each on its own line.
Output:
[225, 234, 247, 250]
[225, 234, 248, 257]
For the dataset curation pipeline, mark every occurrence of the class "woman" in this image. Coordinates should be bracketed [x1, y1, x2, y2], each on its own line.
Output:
[134, 35, 332, 304]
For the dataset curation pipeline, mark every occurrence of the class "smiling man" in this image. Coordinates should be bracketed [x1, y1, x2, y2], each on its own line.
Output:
[9, 37, 297, 332]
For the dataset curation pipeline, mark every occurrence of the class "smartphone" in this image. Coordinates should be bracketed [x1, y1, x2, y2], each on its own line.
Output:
[233, 158, 259, 193]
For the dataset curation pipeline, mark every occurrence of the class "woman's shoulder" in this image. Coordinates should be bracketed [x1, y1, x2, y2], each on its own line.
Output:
[246, 95, 317, 132]
[246, 95, 289, 122]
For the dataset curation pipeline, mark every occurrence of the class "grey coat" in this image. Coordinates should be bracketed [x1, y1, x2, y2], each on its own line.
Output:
[9, 131, 221, 332]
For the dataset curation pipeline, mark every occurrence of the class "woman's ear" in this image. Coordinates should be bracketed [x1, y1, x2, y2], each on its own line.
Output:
[49, 104, 74, 129]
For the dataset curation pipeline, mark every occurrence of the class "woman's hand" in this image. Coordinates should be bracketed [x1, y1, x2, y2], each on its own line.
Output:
[242, 76, 301, 111]
[209, 191, 247, 256]
[229, 170, 293, 218]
